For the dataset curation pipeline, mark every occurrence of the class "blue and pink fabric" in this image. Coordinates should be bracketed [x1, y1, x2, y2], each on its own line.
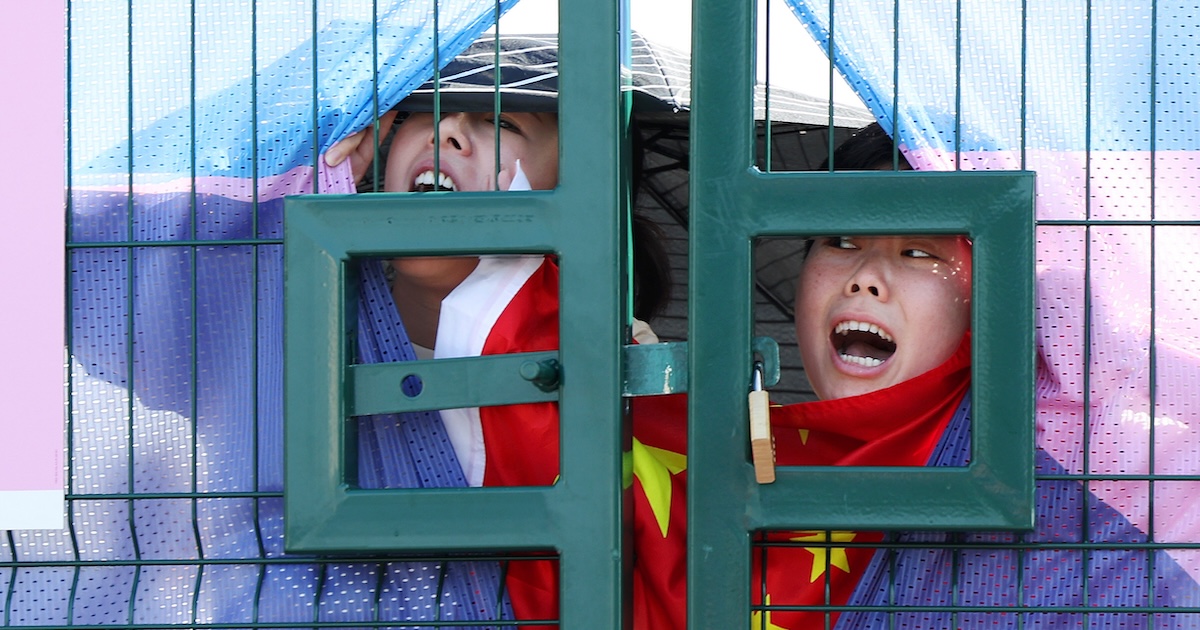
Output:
[3, 0, 517, 626]
[5, 0, 1200, 626]
[789, 0, 1200, 625]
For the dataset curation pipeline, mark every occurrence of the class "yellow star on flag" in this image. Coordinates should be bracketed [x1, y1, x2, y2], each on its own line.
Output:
[631, 437, 687, 537]
[750, 594, 791, 630]
[769, 404, 809, 445]
[789, 531, 857, 582]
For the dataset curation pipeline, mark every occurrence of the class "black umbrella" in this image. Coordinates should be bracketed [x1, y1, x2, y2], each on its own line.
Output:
[394, 32, 876, 400]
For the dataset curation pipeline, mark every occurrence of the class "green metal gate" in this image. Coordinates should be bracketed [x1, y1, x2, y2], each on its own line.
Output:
[9, 0, 1200, 628]
[690, 0, 1035, 626]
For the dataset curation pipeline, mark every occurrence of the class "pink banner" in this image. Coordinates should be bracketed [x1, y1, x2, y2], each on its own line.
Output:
[0, 1, 66, 529]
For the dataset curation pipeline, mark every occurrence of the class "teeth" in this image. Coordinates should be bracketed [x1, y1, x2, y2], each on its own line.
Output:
[413, 170, 456, 191]
[839, 353, 884, 368]
[834, 320, 893, 343]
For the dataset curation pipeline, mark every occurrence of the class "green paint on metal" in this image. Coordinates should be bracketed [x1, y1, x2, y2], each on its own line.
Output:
[751, 336, 780, 388]
[519, 357, 563, 392]
[688, 0, 1036, 626]
[351, 352, 560, 415]
[284, 3, 634, 627]
[621, 336, 779, 397]
[622, 342, 689, 395]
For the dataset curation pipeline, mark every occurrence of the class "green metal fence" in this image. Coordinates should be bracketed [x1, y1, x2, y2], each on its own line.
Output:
[7, 0, 1200, 628]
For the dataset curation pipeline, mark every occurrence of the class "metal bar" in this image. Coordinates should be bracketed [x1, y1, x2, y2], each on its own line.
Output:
[748, 539, 1200, 551]
[953, 0, 962, 171]
[1019, 0, 1028, 171]
[3, 531, 15, 625]
[0, 622, 542, 630]
[492, 3, 501, 190]
[124, 6, 141, 621]
[347, 352, 560, 415]
[763, 0, 772, 172]
[371, 0, 381, 192]
[689, 0, 759, 623]
[622, 342, 688, 395]
[63, 2, 83, 625]
[249, 3, 268, 623]
[738, 604, 1200, 615]
[828, 0, 839, 168]
[1081, 1, 1095, 620]
[251, 0, 260, 232]
[0, 551, 556, 569]
[189, 245, 204, 627]
[891, 0, 899, 170]
[1035, 219, 1200, 226]
[432, 0, 441, 185]
[311, 0, 319, 194]
[66, 239, 285, 248]
[366, 7, 384, 623]
[1147, 0, 1161, 610]
[188, 6, 203, 614]
[190, 0, 197, 241]
[65, 491, 282, 500]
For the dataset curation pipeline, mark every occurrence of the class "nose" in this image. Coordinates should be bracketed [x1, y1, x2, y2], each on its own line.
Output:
[434, 113, 472, 154]
[844, 257, 888, 300]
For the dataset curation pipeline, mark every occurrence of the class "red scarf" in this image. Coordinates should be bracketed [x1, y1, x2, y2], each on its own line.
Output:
[628, 334, 971, 630]
[771, 331, 972, 467]
[480, 266, 971, 629]
[751, 332, 971, 629]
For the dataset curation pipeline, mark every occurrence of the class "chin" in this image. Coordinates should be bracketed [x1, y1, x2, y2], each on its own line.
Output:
[823, 383, 876, 401]
[814, 369, 900, 400]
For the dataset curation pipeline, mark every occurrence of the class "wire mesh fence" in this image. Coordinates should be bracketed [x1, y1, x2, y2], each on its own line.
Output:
[5, 0, 1200, 628]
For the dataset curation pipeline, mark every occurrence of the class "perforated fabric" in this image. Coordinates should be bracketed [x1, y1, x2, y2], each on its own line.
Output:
[5, 0, 524, 625]
[353, 259, 514, 623]
[72, 0, 518, 190]
[841, 399, 1199, 629]
[781, 0, 1200, 622]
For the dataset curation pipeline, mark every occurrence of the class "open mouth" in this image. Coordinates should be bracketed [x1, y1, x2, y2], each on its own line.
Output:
[412, 170, 456, 192]
[831, 320, 896, 368]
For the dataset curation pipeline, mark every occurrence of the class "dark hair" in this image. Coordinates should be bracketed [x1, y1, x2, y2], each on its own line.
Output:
[819, 122, 912, 171]
[802, 123, 912, 260]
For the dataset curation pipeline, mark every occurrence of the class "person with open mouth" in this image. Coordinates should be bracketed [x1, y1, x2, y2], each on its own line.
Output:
[794, 233, 972, 401]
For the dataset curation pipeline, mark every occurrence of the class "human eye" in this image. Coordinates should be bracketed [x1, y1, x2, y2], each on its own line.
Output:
[903, 248, 935, 259]
[825, 236, 856, 250]
[485, 114, 522, 134]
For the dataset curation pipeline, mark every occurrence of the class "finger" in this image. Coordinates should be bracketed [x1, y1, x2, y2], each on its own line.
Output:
[496, 167, 514, 192]
[325, 129, 365, 167]
[350, 112, 399, 182]
[380, 110, 398, 133]
[354, 111, 397, 164]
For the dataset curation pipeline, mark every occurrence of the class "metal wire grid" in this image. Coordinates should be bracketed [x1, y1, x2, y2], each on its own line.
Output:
[0, 0, 552, 627]
[5, 0, 1197, 627]
[751, 0, 1200, 626]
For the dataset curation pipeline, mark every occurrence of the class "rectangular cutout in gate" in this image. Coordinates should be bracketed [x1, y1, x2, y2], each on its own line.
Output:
[755, 234, 973, 468]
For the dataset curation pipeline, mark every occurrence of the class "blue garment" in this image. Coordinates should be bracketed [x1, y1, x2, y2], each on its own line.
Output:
[5, 211, 511, 626]
[4, 0, 522, 623]
[840, 395, 1200, 629]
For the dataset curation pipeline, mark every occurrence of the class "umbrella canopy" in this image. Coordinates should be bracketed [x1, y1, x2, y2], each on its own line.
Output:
[399, 32, 874, 125]
[392, 32, 877, 400]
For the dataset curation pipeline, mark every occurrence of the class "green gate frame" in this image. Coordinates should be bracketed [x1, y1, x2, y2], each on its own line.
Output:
[285, 1, 1036, 628]
[283, 2, 633, 627]
[687, 0, 1036, 627]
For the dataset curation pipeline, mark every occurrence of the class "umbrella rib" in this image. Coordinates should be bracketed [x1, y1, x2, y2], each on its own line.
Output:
[642, 175, 796, 323]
